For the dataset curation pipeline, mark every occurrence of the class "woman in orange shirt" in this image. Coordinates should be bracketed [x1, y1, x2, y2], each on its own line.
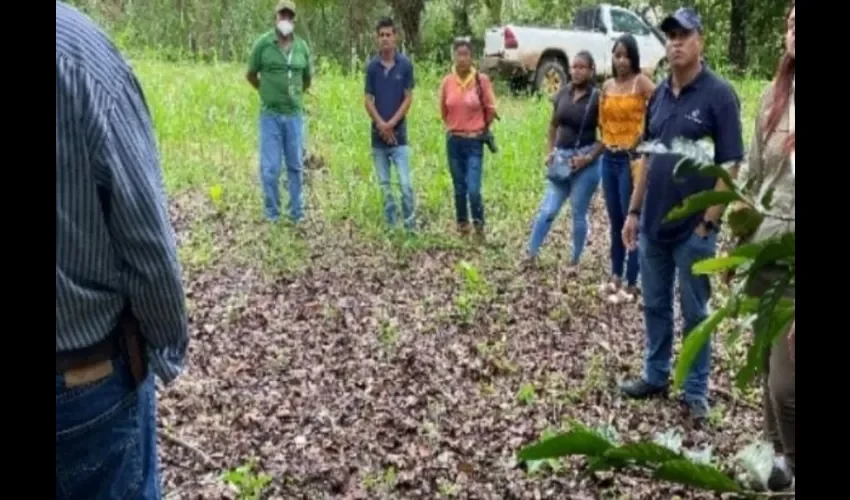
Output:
[598, 34, 655, 303]
[439, 39, 498, 241]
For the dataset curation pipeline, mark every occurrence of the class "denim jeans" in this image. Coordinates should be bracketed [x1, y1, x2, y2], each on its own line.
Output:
[528, 149, 601, 263]
[259, 111, 304, 222]
[446, 135, 485, 226]
[372, 145, 415, 230]
[601, 151, 639, 286]
[640, 231, 717, 403]
[56, 355, 161, 499]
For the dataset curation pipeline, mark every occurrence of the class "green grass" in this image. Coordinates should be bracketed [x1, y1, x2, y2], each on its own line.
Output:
[134, 59, 766, 272]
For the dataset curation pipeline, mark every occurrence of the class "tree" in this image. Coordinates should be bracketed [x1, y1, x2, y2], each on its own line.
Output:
[481, 0, 502, 26]
[728, 0, 748, 73]
[386, 0, 427, 54]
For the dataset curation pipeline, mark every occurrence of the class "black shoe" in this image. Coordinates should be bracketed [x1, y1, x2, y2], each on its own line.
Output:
[767, 457, 794, 491]
[619, 378, 669, 399]
[680, 397, 709, 422]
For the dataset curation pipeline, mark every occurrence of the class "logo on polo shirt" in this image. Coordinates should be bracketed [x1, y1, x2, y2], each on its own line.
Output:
[686, 108, 704, 125]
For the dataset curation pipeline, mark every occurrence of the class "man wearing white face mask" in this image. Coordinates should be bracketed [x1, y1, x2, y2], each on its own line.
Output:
[246, 0, 313, 224]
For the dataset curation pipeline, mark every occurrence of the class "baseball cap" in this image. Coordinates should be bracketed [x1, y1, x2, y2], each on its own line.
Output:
[660, 7, 703, 33]
[275, 0, 296, 15]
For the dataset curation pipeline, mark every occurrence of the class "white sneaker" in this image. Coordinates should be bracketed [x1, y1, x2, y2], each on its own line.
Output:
[607, 288, 636, 304]
[599, 281, 618, 294]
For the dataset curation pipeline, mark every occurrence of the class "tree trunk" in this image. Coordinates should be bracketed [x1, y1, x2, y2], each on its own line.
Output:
[727, 0, 748, 74]
[451, 0, 473, 38]
[387, 0, 426, 55]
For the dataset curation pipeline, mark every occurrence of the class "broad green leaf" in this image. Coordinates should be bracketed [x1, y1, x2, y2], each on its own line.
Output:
[736, 271, 794, 389]
[586, 456, 626, 472]
[517, 428, 614, 462]
[726, 295, 759, 318]
[691, 255, 750, 275]
[672, 159, 737, 195]
[673, 307, 729, 391]
[730, 241, 771, 259]
[653, 459, 743, 493]
[604, 442, 682, 465]
[724, 313, 756, 348]
[664, 191, 741, 222]
[742, 233, 795, 291]
[727, 206, 764, 238]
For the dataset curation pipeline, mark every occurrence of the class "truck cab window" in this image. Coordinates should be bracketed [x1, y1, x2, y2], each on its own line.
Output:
[611, 10, 650, 36]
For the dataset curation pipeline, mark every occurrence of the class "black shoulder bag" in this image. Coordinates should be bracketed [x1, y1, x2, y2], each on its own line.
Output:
[474, 72, 498, 153]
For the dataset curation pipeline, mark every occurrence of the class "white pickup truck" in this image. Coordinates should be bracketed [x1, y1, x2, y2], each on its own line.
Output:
[480, 4, 668, 97]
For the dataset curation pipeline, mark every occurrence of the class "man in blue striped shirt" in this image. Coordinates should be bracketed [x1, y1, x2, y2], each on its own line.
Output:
[56, 3, 189, 498]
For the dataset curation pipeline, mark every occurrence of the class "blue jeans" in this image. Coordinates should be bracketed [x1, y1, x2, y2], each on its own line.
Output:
[528, 149, 601, 263]
[640, 231, 717, 403]
[372, 145, 415, 230]
[446, 135, 485, 226]
[259, 111, 304, 222]
[601, 152, 639, 286]
[56, 356, 161, 499]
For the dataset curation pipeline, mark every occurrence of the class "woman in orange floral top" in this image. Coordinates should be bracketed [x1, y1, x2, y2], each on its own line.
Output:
[598, 34, 655, 303]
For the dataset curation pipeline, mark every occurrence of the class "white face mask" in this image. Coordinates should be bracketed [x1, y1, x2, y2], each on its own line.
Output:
[277, 20, 294, 36]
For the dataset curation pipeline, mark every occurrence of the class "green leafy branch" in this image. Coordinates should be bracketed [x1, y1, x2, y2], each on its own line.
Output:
[636, 138, 795, 391]
[517, 424, 752, 495]
[637, 138, 794, 234]
[517, 424, 793, 497]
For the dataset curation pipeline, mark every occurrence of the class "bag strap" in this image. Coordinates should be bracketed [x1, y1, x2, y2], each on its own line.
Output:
[573, 87, 598, 149]
[474, 72, 490, 131]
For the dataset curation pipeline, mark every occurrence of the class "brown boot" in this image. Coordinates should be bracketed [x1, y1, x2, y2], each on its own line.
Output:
[473, 224, 486, 244]
[457, 222, 472, 238]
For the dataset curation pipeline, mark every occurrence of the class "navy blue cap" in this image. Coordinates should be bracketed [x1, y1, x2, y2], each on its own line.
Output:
[660, 7, 703, 33]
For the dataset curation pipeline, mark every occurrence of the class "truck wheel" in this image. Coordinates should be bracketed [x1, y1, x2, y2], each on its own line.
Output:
[535, 58, 568, 99]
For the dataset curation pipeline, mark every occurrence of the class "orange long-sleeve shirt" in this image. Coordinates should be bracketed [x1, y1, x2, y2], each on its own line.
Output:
[439, 70, 497, 135]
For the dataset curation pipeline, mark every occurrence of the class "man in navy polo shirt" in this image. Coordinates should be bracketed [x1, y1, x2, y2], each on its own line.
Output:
[619, 7, 744, 422]
[364, 17, 416, 231]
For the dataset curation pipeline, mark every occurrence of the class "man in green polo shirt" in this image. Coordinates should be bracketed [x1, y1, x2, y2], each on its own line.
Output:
[246, 0, 312, 223]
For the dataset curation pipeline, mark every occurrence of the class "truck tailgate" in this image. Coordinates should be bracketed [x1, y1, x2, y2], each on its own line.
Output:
[484, 27, 504, 55]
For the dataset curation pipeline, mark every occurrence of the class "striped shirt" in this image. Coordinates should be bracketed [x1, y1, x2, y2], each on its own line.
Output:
[56, 2, 189, 384]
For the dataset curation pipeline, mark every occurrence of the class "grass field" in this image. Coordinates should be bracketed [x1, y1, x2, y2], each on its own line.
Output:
[142, 58, 770, 498]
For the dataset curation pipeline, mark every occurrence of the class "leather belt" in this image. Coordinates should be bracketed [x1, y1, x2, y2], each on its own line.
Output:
[449, 130, 484, 138]
[56, 333, 118, 374]
[604, 146, 633, 156]
[56, 309, 147, 386]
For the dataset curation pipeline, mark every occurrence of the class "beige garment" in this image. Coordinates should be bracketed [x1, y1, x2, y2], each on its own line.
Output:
[741, 79, 796, 475]
[789, 77, 795, 177]
[740, 80, 795, 244]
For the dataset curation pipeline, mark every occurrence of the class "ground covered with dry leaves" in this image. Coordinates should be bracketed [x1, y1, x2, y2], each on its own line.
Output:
[158, 174, 763, 500]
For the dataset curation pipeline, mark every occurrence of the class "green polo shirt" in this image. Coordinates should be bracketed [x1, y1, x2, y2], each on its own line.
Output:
[247, 31, 312, 116]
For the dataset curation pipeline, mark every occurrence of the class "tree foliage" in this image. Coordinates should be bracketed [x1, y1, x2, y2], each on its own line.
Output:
[70, 0, 790, 77]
